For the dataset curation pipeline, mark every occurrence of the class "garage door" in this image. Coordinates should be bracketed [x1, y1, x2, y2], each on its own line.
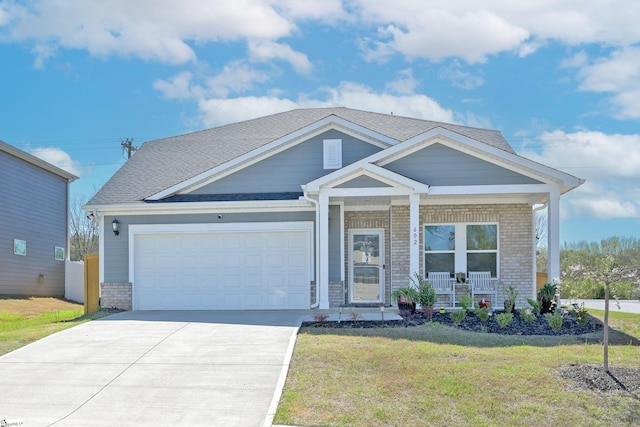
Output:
[132, 224, 312, 310]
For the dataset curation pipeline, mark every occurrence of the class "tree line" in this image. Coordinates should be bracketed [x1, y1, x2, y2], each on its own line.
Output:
[537, 236, 640, 300]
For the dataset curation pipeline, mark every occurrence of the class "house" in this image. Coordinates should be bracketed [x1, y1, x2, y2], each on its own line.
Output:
[84, 108, 583, 311]
[0, 140, 78, 296]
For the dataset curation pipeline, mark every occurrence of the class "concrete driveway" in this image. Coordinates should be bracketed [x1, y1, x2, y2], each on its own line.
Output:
[0, 310, 306, 427]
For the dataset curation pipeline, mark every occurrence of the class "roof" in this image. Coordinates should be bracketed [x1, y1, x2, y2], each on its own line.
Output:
[0, 140, 78, 182]
[87, 107, 512, 205]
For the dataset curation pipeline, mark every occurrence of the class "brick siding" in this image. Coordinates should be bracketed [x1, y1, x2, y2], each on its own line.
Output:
[100, 282, 132, 311]
[390, 203, 534, 308]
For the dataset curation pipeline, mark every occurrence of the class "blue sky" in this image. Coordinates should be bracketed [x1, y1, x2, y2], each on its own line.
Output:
[1, 1, 639, 244]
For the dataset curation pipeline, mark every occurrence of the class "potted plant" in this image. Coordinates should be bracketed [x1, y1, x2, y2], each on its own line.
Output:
[503, 285, 519, 314]
[391, 286, 418, 313]
[411, 272, 437, 320]
[455, 272, 467, 283]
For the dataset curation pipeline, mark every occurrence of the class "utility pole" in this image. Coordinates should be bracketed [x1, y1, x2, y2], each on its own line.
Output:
[121, 138, 137, 159]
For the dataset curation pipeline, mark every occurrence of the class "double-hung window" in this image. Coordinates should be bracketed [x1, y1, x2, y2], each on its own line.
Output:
[424, 223, 498, 277]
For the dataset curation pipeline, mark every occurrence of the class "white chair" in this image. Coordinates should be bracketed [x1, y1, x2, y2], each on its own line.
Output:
[469, 271, 497, 308]
[427, 272, 455, 307]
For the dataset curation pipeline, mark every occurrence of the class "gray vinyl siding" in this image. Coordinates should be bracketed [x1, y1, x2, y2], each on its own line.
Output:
[335, 175, 391, 188]
[190, 130, 382, 195]
[0, 151, 68, 296]
[104, 211, 324, 283]
[385, 143, 542, 186]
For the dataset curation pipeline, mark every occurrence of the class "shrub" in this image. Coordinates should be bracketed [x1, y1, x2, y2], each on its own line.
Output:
[545, 312, 564, 331]
[312, 312, 330, 323]
[526, 298, 541, 315]
[457, 294, 474, 312]
[538, 283, 557, 314]
[503, 285, 519, 313]
[520, 309, 536, 324]
[495, 313, 514, 328]
[411, 273, 437, 308]
[475, 307, 490, 322]
[574, 303, 590, 326]
[450, 309, 466, 325]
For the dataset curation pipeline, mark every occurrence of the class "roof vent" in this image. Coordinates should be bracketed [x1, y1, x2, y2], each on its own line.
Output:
[323, 139, 342, 169]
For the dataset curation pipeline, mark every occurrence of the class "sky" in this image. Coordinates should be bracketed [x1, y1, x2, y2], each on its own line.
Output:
[1, 0, 639, 245]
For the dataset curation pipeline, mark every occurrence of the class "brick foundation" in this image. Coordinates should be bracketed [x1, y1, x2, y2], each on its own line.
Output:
[101, 282, 132, 311]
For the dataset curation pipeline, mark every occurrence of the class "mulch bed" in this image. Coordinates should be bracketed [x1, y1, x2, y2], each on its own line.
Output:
[304, 310, 603, 336]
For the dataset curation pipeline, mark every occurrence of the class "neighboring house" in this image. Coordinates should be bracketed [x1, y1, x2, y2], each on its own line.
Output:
[85, 108, 584, 311]
[0, 140, 78, 296]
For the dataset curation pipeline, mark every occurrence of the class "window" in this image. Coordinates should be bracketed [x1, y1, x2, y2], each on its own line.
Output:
[424, 225, 455, 275]
[323, 139, 342, 169]
[424, 223, 498, 277]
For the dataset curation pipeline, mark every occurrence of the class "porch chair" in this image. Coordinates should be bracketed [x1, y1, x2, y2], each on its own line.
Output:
[469, 271, 496, 308]
[427, 272, 455, 307]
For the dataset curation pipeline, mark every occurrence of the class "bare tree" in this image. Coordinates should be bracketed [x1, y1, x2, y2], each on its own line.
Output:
[69, 194, 99, 261]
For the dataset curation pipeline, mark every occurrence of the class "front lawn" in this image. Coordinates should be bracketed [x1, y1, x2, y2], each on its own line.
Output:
[0, 296, 104, 356]
[275, 314, 640, 426]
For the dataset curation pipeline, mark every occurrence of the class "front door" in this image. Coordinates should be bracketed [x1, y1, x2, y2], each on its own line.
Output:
[349, 229, 384, 304]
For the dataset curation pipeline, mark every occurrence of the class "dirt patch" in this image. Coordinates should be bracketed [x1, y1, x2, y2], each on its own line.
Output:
[0, 296, 82, 317]
[558, 363, 640, 397]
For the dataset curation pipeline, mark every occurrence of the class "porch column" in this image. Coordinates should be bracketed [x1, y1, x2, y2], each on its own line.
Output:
[409, 194, 420, 281]
[318, 193, 330, 309]
[547, 188, 561, 303]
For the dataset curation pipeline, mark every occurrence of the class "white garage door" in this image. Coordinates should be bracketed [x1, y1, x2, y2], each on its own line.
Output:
[132, 224, 312, 310]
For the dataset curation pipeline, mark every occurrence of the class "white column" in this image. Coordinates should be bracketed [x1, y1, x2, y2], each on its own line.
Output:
[409, 194, 420, 281]
[318, 193, 330, 309]
[547, 188, 561, 304]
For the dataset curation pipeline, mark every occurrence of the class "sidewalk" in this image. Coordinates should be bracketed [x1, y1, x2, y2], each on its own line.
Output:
[573, 299, 640, 314]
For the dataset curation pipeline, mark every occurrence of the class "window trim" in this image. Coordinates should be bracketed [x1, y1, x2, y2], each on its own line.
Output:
[423, 222, 499, 278]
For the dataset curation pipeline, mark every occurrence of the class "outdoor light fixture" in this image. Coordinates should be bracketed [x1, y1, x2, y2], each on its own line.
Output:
[87, 213, 95, 221]
[112, 219, 120, 236]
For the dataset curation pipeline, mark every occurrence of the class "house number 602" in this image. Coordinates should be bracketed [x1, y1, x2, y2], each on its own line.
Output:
[413, 227, 418, 246]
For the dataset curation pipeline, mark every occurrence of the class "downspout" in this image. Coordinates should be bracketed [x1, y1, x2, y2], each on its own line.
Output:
[302, 189, 320, 309]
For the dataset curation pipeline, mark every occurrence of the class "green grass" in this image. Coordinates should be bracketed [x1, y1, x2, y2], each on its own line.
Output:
[587, 309, 640, 340]
[274, 323, 640, 427]
[0, 309, 104, 356]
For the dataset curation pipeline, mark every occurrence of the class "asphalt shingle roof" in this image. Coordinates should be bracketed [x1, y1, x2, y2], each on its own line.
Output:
[87, 107, 512, 205]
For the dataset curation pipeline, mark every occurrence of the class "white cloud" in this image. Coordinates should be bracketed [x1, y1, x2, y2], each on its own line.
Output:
[385, 69, 419, 95]
[248, 40, 312, 74]
[2, 0, 296, 65]
[576, 47, 640, 119]
[198, 96, 300, 127]
[438, 61, 484, 90]
[30, 147, 82, 177]
[195, 81, 455, 127]
[206, 62, 270, 97]
[275, 0, 347, 21]
[560, 51, 588, 69]
[350, 1, 640, 65]
[153, 71, 200, 100]
[154, 62, 270, 100]
[520, 130, 640, 220]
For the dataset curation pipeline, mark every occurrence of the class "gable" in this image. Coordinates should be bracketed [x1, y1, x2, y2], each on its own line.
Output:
[335, 175, 392, 188]
[187, 130, 383, 196]
[383, 143, 542, 186]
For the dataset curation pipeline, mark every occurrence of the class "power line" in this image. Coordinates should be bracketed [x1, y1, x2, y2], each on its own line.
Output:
[121, 138, 137, 159]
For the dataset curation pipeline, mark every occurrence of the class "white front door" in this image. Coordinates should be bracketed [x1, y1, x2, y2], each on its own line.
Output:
[349, 229, 384, 304]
